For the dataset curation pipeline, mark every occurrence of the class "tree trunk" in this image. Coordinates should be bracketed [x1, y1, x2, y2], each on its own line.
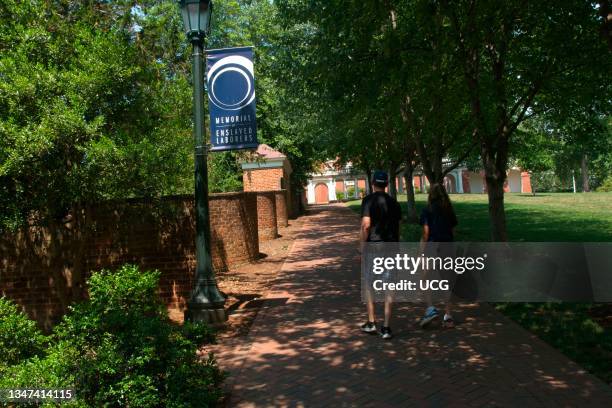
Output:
[365, 167, 373, 193]
[388, 167, 397, 198]
[479, 126, 511, 241]
[581, 154, 590, 192]
[404, 166, 418, 223]
[425, 173, 445, 188]
[485, 176, 508, 241]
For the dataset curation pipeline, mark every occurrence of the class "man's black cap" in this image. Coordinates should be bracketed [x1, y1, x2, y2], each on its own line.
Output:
[372, 170, 389, 186]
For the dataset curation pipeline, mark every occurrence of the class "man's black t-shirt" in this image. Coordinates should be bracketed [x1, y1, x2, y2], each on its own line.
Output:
[419, 203, 458, 242]
[361, 192, 402, 242]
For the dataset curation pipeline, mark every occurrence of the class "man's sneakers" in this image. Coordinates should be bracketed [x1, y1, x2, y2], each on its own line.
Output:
[379, 326, 393, 340]
[361, 322, 393, 339]
[360, 321, 377, 334]
[419, 306, 440, 328]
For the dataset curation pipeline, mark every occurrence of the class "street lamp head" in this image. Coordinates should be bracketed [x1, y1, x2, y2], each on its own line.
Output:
[178, 0, 213, 43]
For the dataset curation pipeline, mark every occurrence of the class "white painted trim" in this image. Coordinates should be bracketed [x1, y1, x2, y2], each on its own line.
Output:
[241, 159, 285, 170]
[307, 182, 315, 204]
[455, 170, 464, 193]
[328, 179, 337, 201]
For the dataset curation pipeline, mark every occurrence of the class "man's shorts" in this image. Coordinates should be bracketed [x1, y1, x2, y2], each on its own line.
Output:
[362, 241, 398, 301]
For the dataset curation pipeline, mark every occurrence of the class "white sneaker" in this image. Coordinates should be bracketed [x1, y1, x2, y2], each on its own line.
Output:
[380, 326, 393, 339]
[360, 321, 377, 334]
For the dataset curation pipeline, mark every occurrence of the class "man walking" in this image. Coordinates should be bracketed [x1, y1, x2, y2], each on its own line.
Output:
[359, 171, 402, 339]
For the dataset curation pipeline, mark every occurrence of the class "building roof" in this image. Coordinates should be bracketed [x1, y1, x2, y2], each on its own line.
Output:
[240, 143, 292, 172]
[256, 144, 286, 159]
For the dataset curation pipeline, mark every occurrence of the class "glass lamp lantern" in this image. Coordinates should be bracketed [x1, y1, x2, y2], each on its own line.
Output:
[178, 0, 213, 42]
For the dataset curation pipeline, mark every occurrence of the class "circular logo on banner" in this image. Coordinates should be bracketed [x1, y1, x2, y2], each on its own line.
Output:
[207, 55, 255, 111]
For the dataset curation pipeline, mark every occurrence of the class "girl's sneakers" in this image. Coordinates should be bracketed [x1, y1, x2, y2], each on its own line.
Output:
[419, 306, 440, 327]
[443, 314, 455, 328]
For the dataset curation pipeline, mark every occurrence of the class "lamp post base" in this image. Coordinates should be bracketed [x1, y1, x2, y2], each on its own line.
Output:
[185, 303, 227, 326]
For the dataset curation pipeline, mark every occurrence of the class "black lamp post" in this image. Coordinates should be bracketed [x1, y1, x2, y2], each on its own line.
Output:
[178, 0, 226, 324]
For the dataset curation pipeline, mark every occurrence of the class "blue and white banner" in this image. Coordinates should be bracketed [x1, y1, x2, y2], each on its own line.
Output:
[206, 46, 258, 151]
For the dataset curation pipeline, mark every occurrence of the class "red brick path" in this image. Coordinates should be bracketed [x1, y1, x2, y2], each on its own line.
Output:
[213, 204, 611, 407]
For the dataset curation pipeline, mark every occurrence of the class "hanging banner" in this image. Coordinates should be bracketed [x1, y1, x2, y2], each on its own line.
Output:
[206, 46, 258, 151]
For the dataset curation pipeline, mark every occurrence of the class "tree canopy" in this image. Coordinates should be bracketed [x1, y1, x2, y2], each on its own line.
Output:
[0, 0, 321, 230]
[1, 0, 610, 240]
[276, 0, 611, 240]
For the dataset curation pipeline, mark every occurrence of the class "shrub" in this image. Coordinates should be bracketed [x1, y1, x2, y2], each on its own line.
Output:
[531, 170, 574, 192]
[596, 176, 612, 192]
[0, 297, 47, 368]
[336, 191, 345, 200]
[0, 340, 84, 407]
[346, 186, 356, 198]
[0, 265, 224, 408]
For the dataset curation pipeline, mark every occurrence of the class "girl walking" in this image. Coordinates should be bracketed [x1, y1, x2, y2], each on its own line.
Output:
[418, 183, 458, 328]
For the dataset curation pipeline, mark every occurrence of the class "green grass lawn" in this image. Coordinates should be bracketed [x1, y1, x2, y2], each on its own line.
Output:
[346, 192, 612, 384]
[347, 192, 612, 242]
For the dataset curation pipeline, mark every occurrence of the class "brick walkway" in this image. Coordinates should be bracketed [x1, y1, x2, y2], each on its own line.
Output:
[212, 204, 612, 407]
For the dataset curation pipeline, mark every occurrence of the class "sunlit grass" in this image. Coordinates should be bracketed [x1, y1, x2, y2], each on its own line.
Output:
[346, 192, 612, 242]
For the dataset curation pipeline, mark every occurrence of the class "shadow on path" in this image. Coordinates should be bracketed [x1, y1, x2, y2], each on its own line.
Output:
[216, 204, 612, 407]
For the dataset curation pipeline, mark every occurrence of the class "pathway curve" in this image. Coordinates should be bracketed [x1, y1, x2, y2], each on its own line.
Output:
[215, 204, 611, 407]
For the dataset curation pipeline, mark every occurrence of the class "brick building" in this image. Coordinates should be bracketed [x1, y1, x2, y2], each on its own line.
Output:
[306, 160, 532, 204]
[241, 144, 292, 192]
[307, 161, 369, 204]
[240, 144, 298, 220]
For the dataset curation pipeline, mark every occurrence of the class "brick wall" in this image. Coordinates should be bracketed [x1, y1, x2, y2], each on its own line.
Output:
[0, 193, 259, 329]
[291, 188, 306, 218]
[255, 191, 278, 241]
[285, 186, 295, 219]
[413, 175, 422, 192]
[274, 190, 289, 228]
[461, 171, 472, 193]
[243, 168, 283, 191]
[245, 161, 302, 218]
[335, 180, 344, 194]
[209, 192, 260, 269]
[521, 172, 532, 193]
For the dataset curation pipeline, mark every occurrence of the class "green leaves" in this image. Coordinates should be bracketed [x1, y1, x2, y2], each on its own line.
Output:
[0, 2, 194, 229]
[0, 0, 326, 228]
[0, 265, 223, 407]
[0, 297, 48, 369]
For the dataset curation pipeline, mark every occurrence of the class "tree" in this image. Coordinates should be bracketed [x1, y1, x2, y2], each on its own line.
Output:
[516, 113, 611, 193]
[275, 0, 407, 191]
[441, 0, 611, 240]
[0, 0, 322, 231]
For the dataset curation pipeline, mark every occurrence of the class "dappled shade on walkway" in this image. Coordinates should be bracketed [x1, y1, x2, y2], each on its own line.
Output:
[214, 204, 612, 407]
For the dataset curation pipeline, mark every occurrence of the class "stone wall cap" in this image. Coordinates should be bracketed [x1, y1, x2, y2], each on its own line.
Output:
[246, 189, 287, 194]
[209, 191, 248, 198]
